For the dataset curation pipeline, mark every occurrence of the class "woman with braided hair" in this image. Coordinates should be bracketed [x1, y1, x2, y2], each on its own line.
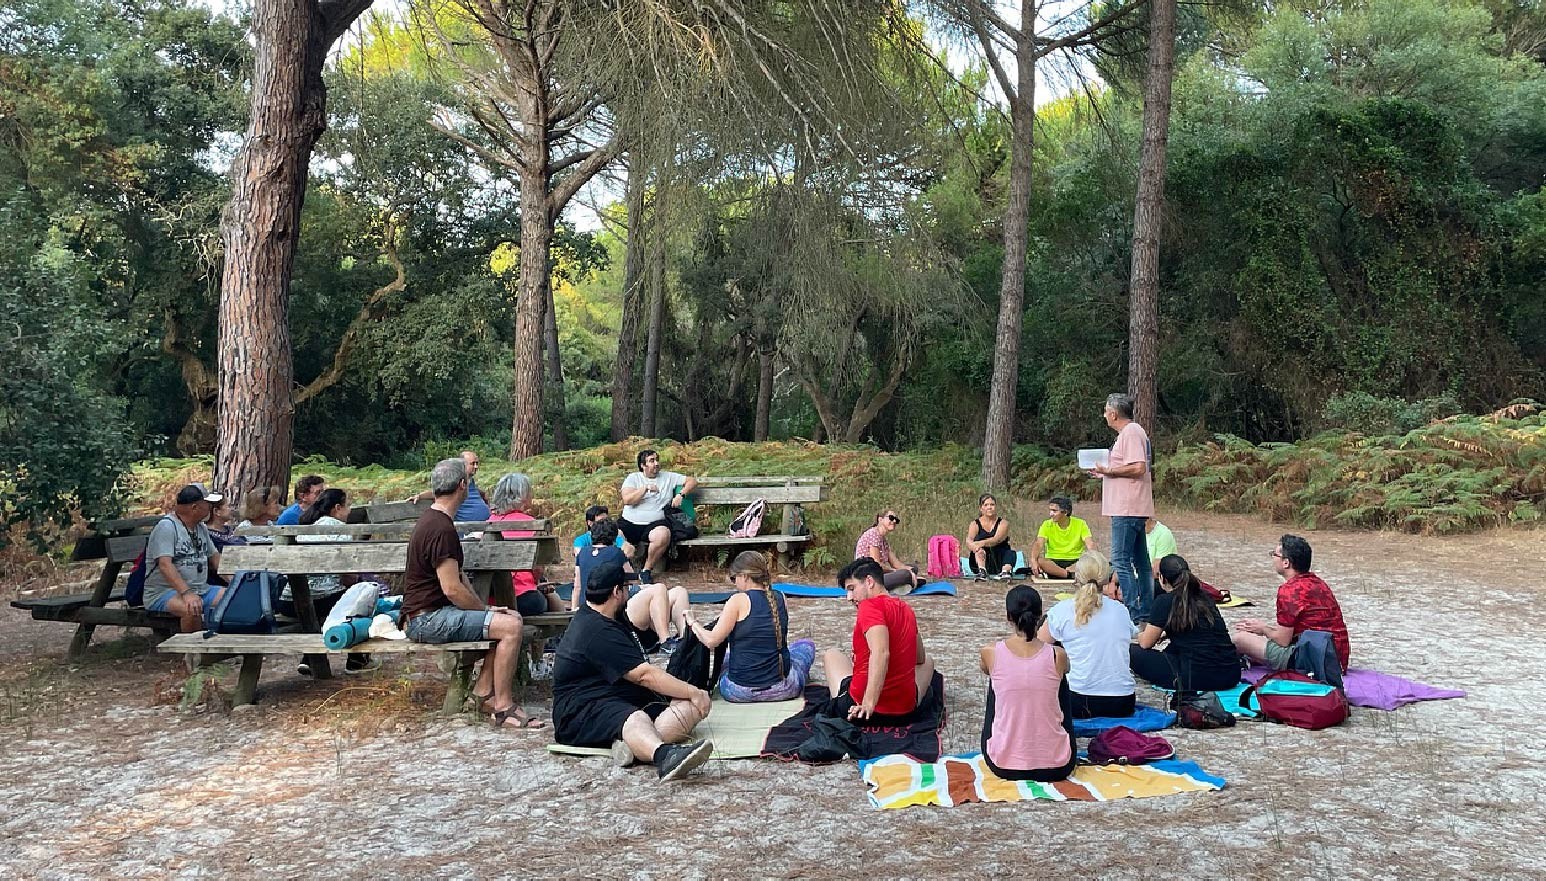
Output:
[684, 551, 816, 702]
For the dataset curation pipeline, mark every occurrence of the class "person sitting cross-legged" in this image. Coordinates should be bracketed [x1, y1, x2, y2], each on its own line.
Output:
[552, 557, 715, 781]
[979, 585, 1077, 783]
[1030, 496, 1095, 580]
[1130, 554, 1241, 695]
[853, 510, 924, 594]
[684, 551, 816, 703]
[1037, 551, 1138, 719]
[1232, 534, 1351, 673]
[574, 516, 689, 654]
[821, 558, 936, 723]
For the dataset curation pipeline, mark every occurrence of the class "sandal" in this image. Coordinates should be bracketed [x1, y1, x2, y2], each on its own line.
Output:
[491, 705, 547, 730]
[470, 690, 494, 712]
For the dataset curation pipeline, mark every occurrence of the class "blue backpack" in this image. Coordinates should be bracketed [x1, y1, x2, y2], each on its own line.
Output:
[203, 570, 286, 637]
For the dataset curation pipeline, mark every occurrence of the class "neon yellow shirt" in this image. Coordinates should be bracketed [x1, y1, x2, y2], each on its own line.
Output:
[1037, 516, 1091, 561]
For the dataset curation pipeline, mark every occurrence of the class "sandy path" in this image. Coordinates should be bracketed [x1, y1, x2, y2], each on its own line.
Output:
[0, 511, 1542, 879]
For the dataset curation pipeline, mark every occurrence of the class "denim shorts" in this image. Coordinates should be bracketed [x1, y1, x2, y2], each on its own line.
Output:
[406, 606, 493, 643]
[146, 584, 220, 613]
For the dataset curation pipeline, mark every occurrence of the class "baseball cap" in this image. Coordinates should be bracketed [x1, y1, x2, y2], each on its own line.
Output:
[176, 483, 224, 505]
[584, 558, 629, 600]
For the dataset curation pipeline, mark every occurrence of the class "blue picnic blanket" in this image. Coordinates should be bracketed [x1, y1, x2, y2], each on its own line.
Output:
[773, 581, 958, 598]
[1071, 704, 1175, 737]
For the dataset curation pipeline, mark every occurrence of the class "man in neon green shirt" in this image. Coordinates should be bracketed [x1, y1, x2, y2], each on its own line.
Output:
[1030, 497, 1096, 579]
[1145, 518, 1177, 576]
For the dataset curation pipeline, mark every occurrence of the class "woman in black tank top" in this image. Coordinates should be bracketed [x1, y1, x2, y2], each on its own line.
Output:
[965, 493, 1015, 579]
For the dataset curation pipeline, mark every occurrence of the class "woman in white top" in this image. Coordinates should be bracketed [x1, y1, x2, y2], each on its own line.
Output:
[235, 485, 283, 544]
[1037, 550, 1137, 718]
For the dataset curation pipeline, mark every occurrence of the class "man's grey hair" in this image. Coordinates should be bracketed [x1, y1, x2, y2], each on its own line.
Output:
[1105, 393, 1135, 420]
[430, 457, 467, 497]
[488, 472, 532, 513]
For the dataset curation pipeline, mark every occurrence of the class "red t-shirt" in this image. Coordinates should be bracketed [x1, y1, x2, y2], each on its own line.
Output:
[848, 595, 920, 715]
[488, 510, 539, 595]
[1276, 573, 1351, 670]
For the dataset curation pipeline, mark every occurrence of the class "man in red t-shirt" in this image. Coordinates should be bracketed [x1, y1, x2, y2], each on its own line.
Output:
[1233, 534, 1351, 671]
[821, 559, 935, 722]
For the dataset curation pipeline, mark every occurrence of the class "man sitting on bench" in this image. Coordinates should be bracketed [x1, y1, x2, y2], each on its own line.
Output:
[618, 449, 696, 584]
[143, 483, 224, 632]
[402, 457, 543, 729]
[277, 474, 326, 526]
[821, 558, 936, 723]
[553, 557, 714, 781]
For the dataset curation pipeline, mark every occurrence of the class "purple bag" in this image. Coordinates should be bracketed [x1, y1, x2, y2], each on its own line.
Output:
[1085, 725, 1175, 765]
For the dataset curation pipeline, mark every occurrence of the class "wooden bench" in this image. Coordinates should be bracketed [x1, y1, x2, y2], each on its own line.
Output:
[10, 515, 180, 657]
[675, 477, 825, 569]
[158, 612, 573, 709]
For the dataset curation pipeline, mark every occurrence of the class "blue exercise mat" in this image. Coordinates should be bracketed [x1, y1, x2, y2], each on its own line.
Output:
[772, 581, 958, 598]
[1071, 704, 1175, 737]
[323, 617, 372, 651]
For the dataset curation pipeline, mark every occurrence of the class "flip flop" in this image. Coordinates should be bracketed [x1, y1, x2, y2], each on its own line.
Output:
[492, 705, 547, 730]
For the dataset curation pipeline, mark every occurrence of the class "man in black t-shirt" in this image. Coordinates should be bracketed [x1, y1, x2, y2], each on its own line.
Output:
[553, 558, 714, 781]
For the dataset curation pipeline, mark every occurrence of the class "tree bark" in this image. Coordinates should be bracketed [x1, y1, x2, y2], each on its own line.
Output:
[1126, 0, 1176, 431]
[214, 0, 372, 502]
[639, 185, 668, 438]
[979, 4, 1037, 491]
[543, 274, 569, 451]
[754, 348, 775, 441]
[508, 87, 553, 460]
[609, 152, 648, 441]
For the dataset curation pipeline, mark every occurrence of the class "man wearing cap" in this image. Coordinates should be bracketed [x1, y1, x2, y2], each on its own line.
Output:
[144, 484, 224, 632]
[552, 556, 713, 782]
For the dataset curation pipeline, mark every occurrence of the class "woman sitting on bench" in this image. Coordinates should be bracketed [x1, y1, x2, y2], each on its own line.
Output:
[980, 585, 1076, 782]
[684, 551, 816, 702]
[854, 510, 924, 594]
[296, 488, 376, 675]
[487, 472, 563, 617]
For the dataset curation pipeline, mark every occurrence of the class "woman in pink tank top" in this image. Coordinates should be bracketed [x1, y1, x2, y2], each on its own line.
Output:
[978, 585, 1077, 781]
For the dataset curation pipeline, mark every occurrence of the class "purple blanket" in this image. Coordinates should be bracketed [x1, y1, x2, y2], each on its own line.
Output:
[1243, 665, 1465, 711]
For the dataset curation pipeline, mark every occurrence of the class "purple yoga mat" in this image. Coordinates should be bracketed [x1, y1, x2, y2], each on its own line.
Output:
[1242, 665, 1465, 711]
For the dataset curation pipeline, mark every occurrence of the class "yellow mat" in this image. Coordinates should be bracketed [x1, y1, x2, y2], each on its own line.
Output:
[860, 753, 1224, 809]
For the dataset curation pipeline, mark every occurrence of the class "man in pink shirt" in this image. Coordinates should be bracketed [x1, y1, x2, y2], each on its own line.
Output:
[1091, 393, 1154, 623]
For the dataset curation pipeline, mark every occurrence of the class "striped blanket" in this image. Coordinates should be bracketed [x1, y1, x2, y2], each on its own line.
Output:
[859, 753, 1224, 809]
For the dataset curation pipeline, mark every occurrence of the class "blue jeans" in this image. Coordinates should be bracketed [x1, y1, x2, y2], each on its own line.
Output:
[1109, 515, 1152, 623]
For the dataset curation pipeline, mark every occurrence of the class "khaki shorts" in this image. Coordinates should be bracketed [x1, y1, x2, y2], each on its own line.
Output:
[1263, 637, 1294, 670]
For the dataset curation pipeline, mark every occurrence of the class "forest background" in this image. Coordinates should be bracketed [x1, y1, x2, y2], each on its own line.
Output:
[2, 0, 1543, 545]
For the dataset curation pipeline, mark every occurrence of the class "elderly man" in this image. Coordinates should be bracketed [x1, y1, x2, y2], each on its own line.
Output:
[619, 449, 696, 584]
[1233, 535, 1351, 672]
[276, 474, 326, 526]
[1090, 393, 1154, 624]
[402, 458, 542, 729]
[144, 483, 224, 632]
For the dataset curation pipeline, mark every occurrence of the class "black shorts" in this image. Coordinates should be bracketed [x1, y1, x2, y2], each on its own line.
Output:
[555, 697, 670, 748]
[515, 590, 548, 617]
[821, 676, 923, 726]
[618, 519, 667, 547]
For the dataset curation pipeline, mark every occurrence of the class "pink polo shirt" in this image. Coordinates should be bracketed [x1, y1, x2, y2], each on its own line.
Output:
[1101, 421, 1154, 518]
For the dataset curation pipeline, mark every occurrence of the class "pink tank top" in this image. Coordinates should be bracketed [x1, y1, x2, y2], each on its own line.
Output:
[985, 640, 1072, 771]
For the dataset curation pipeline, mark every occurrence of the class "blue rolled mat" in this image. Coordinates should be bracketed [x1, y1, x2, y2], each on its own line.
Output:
[324, 617, 373, 650]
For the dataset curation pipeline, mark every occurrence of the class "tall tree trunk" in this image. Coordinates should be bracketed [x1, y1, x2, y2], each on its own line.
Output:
[754, 349, 775, 441]
[609, 153, 648, 441]
[214, 0, 371, 501]
[509, 98, 553, 460]
[543, 276, 569, 451]
[639, 185, 668, 438]
[980, 9, 1037, 491]
[1126, 0, 1176, 432]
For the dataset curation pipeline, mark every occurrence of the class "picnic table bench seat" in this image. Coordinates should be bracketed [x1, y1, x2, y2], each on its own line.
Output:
[673, 477, 824, 569]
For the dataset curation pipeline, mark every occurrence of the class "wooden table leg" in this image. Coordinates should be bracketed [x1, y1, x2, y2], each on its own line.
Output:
[233, 654, 264, 706]
[68, 560, 123, 659]
[443, 650, 476, 714]
[287, 574, 332, 679]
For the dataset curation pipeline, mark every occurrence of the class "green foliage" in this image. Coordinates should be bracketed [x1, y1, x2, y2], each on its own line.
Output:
[1320, 392, 1464, 435]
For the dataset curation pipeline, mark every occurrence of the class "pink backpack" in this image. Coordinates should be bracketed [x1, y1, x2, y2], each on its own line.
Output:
[1086, 726, 1175, 764]
[926, 535, 961, 578]
[728, 498, 767, 538]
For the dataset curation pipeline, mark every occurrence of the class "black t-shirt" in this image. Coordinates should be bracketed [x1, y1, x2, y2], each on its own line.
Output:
[1151, 590, 1238, 671]
[553, 604, 657, 723]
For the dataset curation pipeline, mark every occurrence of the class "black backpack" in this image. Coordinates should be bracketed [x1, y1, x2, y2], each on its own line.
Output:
[665, 623, 725, 690]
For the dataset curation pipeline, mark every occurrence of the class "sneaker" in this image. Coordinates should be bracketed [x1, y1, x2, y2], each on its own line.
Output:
[344, 654, 381, 674]
[611, 739, 636, 768]
[638, 569, 655, 585]
[892, 583, 914, 597]
[655, 740, 713, 781]
[658, 636, 681, 655]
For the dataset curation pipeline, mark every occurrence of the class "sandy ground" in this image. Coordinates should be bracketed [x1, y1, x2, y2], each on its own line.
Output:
[1, 510, 1543, 880]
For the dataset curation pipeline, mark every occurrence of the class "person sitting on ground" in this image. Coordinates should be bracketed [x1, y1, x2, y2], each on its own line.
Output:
[1038, 551, 1138, 719]
[963, 493, 1015, 579]
[401, 457, 542, 729]
[1233, 534, 1351, 672]
[205, 493, 243, 552]
[143, 483, 223, 632]
[854, 510, 924, 594]
[684, 551, 816, 703]
[574, 517, 689, 654]
[236, 485, 283, 544]
[552, 557, 714, 781]
[1131, 554, 1241, 695]
[979, 584, 1077, 782]
[619, 449, 697, 585]
[487, 472, 563, 617]
[277, 475, 326, 526]
[821, 558, 936, 723]
[296, 487, 377, 675]
[1030, 497, 1095, 580]
[1145, 517, 1177, 577]
[573, 504, 632, 558]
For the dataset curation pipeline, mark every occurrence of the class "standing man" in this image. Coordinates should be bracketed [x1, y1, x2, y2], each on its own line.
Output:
[1233, 535, 1351, 672]
[143, 483, 224, 632]
[277, 475, 326, 526]
[402, 457, 542, 729]
[619, 449, 696, 584]
[1091, 393, 1154, 623]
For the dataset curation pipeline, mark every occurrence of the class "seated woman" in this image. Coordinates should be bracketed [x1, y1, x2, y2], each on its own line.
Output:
[295, 488, 376, 674]
[574, 517, 689, 654]
[980, 585, 1076, 782]
[1037, 551, 1137, 718]
[205, 494, 244, 552]
[236, 485, 283, 544]
[1131, 554, 1242, 695]
[486, 472, 563, 617]
[853, 510, 923, 594]
[963, 493, 1014, 580]
[683, 551, 816, 702]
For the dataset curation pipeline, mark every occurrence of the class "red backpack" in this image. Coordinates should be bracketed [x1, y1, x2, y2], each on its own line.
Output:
[1241, 670, 1349, 730]
[1086, 726, 1175, 764]
[926, 535, 961, 578]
